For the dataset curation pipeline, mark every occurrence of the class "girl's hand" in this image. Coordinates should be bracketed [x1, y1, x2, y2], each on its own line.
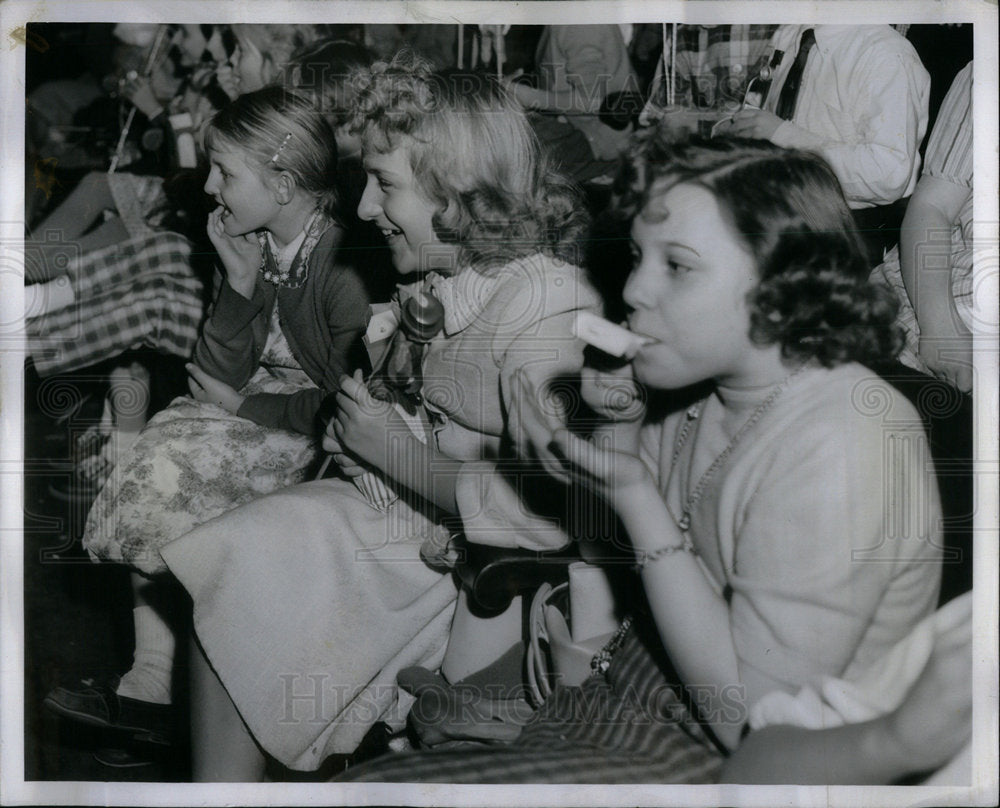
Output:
[122, 74, 163, 119]
[186, 363, 245, 414]
[509, 367, 646, 494]
[548, 425, 655, 510]
[331, 369, 405, 474]
[722, 108, 784, 141]
[580, 363, 645, 422]
[322, 423, 371, 479]
[207, 206, 260, 298]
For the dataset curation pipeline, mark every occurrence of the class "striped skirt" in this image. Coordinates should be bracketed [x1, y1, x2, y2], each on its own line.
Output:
[341, 622, 725, 784]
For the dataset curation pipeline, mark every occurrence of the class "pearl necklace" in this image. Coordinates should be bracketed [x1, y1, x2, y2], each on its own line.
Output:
[667, 364, 808, 532]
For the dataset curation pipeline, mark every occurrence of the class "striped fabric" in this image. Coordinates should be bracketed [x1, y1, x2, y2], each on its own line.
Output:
[922, 62, 973, 332]
[27, 231, 204, 376]
[341, 623, 724, 784]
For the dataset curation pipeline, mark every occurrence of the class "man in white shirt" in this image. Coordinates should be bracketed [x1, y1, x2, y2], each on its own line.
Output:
[722, 25, 930, 261]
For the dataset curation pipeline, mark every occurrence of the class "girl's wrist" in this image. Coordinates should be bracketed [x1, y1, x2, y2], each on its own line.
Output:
[226, 270, 257, 300]
[612, 469, 660, 516]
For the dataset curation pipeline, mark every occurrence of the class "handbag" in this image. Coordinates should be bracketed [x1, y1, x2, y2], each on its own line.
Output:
[528, 562, 622, 704]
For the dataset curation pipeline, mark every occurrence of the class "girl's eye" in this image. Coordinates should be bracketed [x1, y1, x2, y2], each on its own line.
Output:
[667, 260, 690, 275]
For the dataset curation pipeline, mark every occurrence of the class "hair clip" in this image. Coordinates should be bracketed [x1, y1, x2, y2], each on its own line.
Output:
[270, 132, 293, 165]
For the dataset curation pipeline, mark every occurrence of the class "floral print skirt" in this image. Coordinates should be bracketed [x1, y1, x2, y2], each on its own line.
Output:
[82, 318, 319, 576]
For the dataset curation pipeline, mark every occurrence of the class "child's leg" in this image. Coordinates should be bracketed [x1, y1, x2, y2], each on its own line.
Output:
[26, 173, 128, 283]
[33, 171, 115, 241]
[115, 573, 175, 704]
[189, 635, 267, 782]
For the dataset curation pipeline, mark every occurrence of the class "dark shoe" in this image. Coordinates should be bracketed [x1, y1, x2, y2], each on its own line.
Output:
[93, 746, 155, 768]
[43, 677, 173, 746]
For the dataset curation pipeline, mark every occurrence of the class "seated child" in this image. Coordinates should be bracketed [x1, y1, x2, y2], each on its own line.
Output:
[341, 134, 943, 783]
[157, 52, 600, 780]
[44, 87, 369, 746]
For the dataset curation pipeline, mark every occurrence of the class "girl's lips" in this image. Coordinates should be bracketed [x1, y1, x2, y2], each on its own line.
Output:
[574, 312, 658, 359]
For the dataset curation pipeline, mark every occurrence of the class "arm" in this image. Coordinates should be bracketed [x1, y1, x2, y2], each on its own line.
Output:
[722, 720, 921, 785]
[513, 348, 742, 746]
[768, 48, 929, 206]
[898, 175, 972, 390]
[193, 271, 266, 391]
[545, 416, 742, 750]
[193, 207, 266, 389]
[724, 593, 972, 784]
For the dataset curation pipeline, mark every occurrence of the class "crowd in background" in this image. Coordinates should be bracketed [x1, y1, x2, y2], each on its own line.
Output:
[22, 21, 976, 786]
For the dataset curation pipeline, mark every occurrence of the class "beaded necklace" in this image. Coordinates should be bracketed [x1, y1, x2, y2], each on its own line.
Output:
[256, 209, 329, 289]
[667, 363, 808, 532]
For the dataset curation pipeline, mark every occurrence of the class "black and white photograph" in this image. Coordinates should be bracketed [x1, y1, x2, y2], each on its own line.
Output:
[1, 1, 997, 806]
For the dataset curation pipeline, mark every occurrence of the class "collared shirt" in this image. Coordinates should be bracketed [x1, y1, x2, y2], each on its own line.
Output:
[764, 25, 930, 209]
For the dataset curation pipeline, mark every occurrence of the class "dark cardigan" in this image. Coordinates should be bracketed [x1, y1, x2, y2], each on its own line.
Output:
[194, 225, 369, 436]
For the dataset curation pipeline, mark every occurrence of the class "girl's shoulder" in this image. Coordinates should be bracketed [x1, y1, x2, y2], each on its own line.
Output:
[306, 224, 370, 305]
[788, 363, 923, 432]
[487, 253, 600, 314]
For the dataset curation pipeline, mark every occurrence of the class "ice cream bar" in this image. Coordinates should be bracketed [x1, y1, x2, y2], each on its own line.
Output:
[574, 311, 654, 358]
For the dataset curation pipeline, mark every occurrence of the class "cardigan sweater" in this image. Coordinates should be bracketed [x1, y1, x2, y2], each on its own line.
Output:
[194, 225, 369, 435]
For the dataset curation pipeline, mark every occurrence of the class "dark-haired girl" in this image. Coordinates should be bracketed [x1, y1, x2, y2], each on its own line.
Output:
[342, 134, 944, 783]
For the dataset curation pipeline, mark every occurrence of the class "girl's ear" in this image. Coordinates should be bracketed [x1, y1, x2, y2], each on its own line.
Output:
[273, 171, 296, 205]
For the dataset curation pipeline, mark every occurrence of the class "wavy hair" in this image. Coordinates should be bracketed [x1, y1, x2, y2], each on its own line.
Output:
[613, 133, 903, 367]
[204, 86, 340, 220]
[349, 51, 589, 272]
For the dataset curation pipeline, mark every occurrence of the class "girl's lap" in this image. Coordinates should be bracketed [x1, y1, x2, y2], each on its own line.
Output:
[161, 477, 461, 765]
[82, 395, 316, 573]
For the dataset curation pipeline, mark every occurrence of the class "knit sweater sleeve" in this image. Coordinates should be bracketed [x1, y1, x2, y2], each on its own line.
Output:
[193, 276, 267, 391]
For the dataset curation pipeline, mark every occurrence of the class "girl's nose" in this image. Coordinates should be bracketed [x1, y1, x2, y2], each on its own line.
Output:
[357, 177, 381, 222]
[622, 265, 649, 310]
[203, 169, 218, 195]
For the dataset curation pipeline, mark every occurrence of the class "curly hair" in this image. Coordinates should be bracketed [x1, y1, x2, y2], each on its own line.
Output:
[612, 133, 903, 367]
[204, 86, 340, 220]
[349, 51, 589, 273]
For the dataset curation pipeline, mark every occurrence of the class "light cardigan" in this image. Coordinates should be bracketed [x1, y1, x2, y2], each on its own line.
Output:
[420, 254, 602, 550]
[639, 362, 942, 708]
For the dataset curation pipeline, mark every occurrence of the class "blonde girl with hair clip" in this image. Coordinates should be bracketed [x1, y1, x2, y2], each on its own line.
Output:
[159, 52, 601, 780]
[44, 87, 369, 751]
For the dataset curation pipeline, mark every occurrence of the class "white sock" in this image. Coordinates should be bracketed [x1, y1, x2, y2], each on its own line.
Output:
[116, 604, 175, 705]
[24, 275, 75, 318]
